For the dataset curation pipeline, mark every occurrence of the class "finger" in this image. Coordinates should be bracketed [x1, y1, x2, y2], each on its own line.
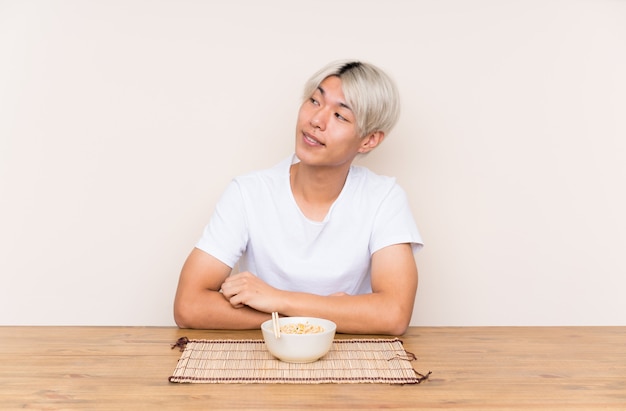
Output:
[219, 283, 229, 296]
[222, 275, 248, 291]
[224, 271, 251, 283]
[228, 293, 245, 308]
[220, 283, 237, 299]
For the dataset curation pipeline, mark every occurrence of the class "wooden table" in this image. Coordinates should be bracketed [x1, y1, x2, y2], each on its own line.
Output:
[0, 326, 624, 410]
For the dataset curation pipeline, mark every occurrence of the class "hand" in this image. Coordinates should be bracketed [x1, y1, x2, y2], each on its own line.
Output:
[220, 271, 280, 313]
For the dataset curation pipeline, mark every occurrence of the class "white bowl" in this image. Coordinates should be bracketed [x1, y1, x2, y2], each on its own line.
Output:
[261, 316, 337, 363]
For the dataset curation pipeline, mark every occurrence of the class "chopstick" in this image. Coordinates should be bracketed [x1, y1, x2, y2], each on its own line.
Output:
[272, 312, 281, 339]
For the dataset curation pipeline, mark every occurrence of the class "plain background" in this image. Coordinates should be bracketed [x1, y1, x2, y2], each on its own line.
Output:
[1, 0, 625, 327]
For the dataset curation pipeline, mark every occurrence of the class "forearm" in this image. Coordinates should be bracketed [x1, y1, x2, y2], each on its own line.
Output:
[174, 289, 270, 330]
[277, 291, 413, 335]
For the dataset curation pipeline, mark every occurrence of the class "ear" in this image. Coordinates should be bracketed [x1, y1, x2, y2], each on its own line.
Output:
[358, 131, 385, 153]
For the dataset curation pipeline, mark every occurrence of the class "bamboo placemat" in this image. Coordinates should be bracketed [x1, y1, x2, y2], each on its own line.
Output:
[169, 338, 430, 384]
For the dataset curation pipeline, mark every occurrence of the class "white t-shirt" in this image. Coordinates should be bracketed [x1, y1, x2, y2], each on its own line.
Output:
[196, 155, 423, 296]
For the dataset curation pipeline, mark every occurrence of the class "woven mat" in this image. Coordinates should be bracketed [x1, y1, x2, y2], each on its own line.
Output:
[169, 338, 428, 384]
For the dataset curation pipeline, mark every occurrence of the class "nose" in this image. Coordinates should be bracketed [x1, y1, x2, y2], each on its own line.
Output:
[310, 108, 326, 130]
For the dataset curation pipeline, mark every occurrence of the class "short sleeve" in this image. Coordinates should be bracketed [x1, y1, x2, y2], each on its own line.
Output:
[195, 180, 249, 268]
[370, 184, 423, 254]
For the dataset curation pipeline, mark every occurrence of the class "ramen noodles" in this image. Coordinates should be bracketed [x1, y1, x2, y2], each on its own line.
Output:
[280, 322, 325, 334]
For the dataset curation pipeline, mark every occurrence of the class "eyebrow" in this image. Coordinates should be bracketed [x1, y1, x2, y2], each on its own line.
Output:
[317, 86, 353, 112]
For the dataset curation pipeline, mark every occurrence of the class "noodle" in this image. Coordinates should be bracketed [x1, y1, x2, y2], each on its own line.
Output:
[279, 322, 325, 334]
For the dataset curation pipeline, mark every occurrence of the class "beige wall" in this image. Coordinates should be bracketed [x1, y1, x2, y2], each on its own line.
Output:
[1, 0, 625, 326]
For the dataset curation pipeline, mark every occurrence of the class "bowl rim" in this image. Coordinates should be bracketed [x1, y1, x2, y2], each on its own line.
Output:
[261, 316, 336, 336]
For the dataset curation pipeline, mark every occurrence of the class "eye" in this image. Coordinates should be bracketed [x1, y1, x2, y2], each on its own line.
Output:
[309, 97, 319, 106]
[335, 113, 347, 121]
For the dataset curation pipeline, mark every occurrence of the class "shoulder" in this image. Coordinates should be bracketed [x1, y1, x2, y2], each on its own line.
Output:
[230, 155, 291, 196]
[348, 164, 401, 196]
[344, 165, 412, 216]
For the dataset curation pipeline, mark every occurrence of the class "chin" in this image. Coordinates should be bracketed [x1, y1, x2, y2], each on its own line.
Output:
[294, 143, 311, 160]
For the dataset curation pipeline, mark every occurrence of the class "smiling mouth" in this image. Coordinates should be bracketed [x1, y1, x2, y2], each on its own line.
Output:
[303, 132, 325, 146]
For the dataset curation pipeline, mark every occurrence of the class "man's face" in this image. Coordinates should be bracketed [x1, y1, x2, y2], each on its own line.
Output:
[295, 76, 365, 169]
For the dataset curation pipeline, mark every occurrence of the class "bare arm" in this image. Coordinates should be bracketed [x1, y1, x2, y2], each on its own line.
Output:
[221, 243, 418, 335]
[173, 248, 270, 329]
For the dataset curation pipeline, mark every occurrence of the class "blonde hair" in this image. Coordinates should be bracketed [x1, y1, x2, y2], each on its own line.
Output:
[302, 60, 401, 137]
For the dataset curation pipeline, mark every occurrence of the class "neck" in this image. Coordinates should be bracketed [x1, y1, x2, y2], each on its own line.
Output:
[290, 162, 350, 221]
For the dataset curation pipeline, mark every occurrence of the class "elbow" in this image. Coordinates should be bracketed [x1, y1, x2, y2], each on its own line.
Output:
[386, 319, 410, 336]
[382, 305, 412, 336]
[173, 313, 187, 329]
[173, 301, 194, 329]
[174, 315, 188, 329]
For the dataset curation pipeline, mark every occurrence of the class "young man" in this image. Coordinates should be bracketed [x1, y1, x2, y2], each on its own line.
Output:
[174, 60, 422, 335]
